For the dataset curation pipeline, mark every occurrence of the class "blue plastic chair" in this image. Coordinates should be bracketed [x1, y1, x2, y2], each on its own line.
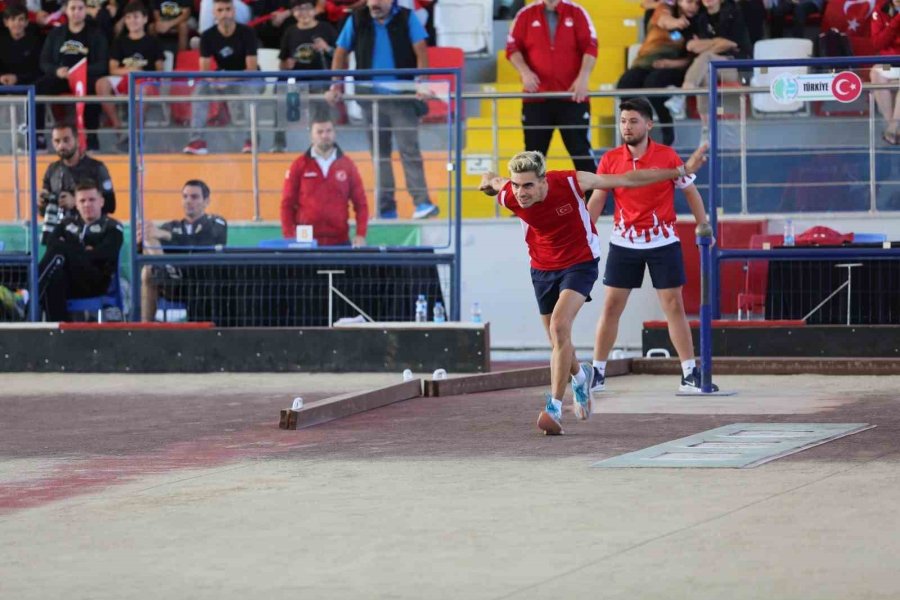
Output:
[852, 233, 887, 243]
[66, 265, 124, 321]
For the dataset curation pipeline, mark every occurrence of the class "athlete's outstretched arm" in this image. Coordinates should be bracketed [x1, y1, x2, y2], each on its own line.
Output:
[577, 144, 708, 191]
[478, 171, 509, 197]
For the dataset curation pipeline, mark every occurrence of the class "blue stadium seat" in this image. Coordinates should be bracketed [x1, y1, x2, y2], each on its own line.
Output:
[853, 233, 887, 243]
[66, 266, 124, 321]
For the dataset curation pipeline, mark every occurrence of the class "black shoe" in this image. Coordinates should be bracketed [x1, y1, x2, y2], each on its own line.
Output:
[590, 366, 605, 394]
[679, 366, 719, 393]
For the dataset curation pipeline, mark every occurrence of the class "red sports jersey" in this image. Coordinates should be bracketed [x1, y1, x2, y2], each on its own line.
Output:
[596, 140, 694, 249]
[497, 170, 600, 271]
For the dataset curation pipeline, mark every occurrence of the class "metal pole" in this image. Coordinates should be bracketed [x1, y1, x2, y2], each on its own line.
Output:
[708, 63, 722, 319]
[846, 268, 852, 326]
[27, 89, 39, 322]
[372, 98, 381, 218]
[491, 97, 500, 218]
[452, 68, 463, 320]
[696, 222, 714, 393]
[739, 93, 748, 215]
[10, 104, 21, 222]
[868, 91, 877, 213]
[128, 73, 141, 321]
[250, 102, 261, 221]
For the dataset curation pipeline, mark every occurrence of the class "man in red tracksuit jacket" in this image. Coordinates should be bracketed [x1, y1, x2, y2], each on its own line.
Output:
[281, 117, 369, 247]
[506, 0, 598, 173]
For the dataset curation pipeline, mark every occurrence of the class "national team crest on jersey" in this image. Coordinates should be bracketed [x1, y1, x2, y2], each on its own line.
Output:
[336, 170, 347, 182]
[556, 204, 573, 216]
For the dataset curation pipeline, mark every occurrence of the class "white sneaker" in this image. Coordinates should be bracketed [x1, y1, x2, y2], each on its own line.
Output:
[665, 94, 687, 120]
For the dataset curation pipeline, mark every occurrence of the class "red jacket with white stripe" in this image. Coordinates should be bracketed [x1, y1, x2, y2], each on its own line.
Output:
[505, 0, 598, 100]
[280, 147, 368, 246]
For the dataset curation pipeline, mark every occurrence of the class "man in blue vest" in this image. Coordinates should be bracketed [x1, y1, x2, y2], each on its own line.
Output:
[325, 0, 439, 220]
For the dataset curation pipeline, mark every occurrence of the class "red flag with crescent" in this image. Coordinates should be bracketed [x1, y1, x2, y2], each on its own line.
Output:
[822, 0, 877, 35]
[66, 57, 88, 152]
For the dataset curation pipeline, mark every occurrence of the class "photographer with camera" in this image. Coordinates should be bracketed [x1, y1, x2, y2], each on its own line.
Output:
[41, 122, 117, 243]
[39, 179, 124, 322]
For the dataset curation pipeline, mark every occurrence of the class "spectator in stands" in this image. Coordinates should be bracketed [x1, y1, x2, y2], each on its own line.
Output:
[151, 0, 193, 51]
[86, 0, 117, 42]
[769, 0, 823, 39]
[41, 122, 116, 231]
[38, 178, 124, 321]
[280, 115, 368, 247]
[0, 5, 43, 88]
[198, 0, 251, 32]
[279, 0, 336, 77]
[871, 0, 900, 145]
[97, 1, 164, 152]
[618, 0, 700, 146]
[678, 0, 751, 141]
[325, 0, 439, 220]
[272, 0, 336, 150]
[35, 0, 109, 151]
[495, 0, 524, 21]
[139, 179, 227, 321]
[183, 0, 259, 155]
[505, 0, 598, 173]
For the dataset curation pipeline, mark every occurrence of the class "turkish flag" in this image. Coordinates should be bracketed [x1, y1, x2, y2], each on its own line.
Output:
[66, 57, 88, 152]
[822, 0, 877, 36]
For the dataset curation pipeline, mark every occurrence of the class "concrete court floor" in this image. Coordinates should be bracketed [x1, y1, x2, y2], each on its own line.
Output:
[0, 372, 898, 600]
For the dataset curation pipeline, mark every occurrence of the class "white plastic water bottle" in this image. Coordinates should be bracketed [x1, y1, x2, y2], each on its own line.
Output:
[433, 300, 446, 323]
[470, 301, 482, 323]
[784, 219, 795, 246]
[415, 294, 428, 322]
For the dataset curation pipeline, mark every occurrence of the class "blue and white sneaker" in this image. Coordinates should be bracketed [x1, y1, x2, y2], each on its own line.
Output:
[571, 363, 593, 420]
[536, 394, 563, 435]
[412, 203, 440, 219]
[590, 366, 606, 395]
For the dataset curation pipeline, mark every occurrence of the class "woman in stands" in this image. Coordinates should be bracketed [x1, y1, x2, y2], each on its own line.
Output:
[871, 0, 900, 145]
[617, 0, 701, 146]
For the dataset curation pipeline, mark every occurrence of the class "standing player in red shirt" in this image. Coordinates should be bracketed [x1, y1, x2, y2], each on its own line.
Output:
[588, 97, 716, 394]
[480, 142, 708, 435]
[506, 0, 598, 173]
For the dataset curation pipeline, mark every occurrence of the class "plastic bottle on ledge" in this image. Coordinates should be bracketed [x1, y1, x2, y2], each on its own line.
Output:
[415, 294, 428, 322]
[784, 219, 795, 247]
[433, 300, 446, 323]
[470, 301, 482, 323]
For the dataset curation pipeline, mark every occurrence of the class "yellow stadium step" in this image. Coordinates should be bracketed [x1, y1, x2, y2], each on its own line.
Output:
[591, 0, 644, 18]
[593, 17, 640, 49]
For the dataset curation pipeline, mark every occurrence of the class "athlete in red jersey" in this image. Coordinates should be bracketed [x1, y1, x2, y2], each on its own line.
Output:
[588, 97, 715, 394]
[480, 142, 708, 435]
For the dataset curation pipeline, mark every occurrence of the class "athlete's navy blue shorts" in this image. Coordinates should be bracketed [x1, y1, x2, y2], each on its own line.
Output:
[603, 242, 686, 289]
[530, 259, 599, 315]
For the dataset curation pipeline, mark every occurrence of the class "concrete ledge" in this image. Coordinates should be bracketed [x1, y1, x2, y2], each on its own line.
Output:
[423, 359, 632, 397]
[279, 379, 423, 430]
[633, 357, 900, 376]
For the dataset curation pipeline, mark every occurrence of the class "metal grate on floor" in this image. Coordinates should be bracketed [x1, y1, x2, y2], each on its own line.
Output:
[592, 423, 875, 469]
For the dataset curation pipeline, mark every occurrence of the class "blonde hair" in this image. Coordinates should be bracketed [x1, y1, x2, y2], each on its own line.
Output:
[508, 151, 547, 179]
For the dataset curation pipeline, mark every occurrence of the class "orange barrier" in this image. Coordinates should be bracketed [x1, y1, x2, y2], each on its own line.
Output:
[0, 150, 453, 222]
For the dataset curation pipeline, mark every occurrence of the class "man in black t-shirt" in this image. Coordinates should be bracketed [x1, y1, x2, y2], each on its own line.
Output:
[35, 0, 109, 151]
[139, 179, 228, 321]
[151, 0, 193, 52]
[183, 0, 259, 155]
[96, 2, 164, 151]
[0, 5, 43, 87]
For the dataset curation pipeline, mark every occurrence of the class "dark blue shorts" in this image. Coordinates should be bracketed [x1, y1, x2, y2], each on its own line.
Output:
[603, 242, 686, 289]
[531, 259, 599, 315]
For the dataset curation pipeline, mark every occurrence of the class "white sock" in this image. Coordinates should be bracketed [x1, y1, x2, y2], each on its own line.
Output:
[572, 367, 586, 385]
[550, 398, 562, 412]
[682, 359, 696, 378]
[592, 360, 606, 376]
